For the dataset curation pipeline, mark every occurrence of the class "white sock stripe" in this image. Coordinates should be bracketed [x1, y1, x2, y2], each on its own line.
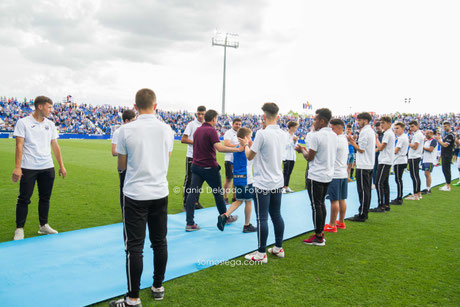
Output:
[377, 166, 385, 205]
[360, 169, 365, 215]
[311, 179, 316, 230]
[255, 190, 261, 250]
[122, 195, 132, 292]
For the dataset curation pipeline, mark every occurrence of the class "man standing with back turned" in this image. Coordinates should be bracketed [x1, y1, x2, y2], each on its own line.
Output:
[111, 89, 174, 306]
[347, 112, 375, 222]
[12, 96, 66, 241]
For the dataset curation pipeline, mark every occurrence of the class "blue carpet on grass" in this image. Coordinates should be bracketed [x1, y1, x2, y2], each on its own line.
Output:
[0, 165, 457, 306]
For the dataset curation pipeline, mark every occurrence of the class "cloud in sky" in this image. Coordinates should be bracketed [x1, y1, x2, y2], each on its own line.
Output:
[0, 0, 459, 115]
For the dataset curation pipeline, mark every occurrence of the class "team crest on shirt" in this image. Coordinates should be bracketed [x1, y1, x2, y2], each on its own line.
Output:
[45, 125, 50, 130]
[31, 125, 36, 128]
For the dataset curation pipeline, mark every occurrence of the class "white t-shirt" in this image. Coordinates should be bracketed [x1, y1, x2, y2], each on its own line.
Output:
[356, 124, 376, 170]
[333, 134, 349, 179]
[422, 138, 438, 164]
[247, 159, 254, 185]
[408, 130, 424, 159]
[117, 114, 174, 201]
[394, 133, 409, 165]
[183, 119, 202, 158]
[224, 128, 238, 162]
[305, 130, 316, 149]
[284, 132, 298, 161]
[111, 128, 120, 145]
[307, 127, 338, 183]
[13, 115, 59, 170]
[251, 125, 287, 190]
[378, 129, 395, 165]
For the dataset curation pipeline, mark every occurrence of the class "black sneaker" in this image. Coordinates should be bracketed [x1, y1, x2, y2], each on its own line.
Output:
[390, 199, 403, 205]
[151, 286, 164, 301]
[243, 224, 257, 233]
[347, 214, 367, 222]
[217, 214, 228, 231]
[385, 205, 390, 211]
[109, 295, 142, 307]
[195, 202, 204, 209]
[369, 207, 386, 213]
[421, 189, 431, 195]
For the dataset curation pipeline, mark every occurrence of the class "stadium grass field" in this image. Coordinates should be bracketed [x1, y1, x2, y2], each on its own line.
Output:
[0, 139, 459, 306]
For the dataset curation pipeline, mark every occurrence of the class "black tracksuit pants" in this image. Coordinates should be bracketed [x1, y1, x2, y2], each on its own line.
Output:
[393, 163, 407, 200]
[356, 169, 372, 218]
[441, 155, 452, 184]
[16, 167, 55, 228]
[408, 158, 421, 194]
[122, 195, 168, 298]
[283, 160, 295, 187]
[183, 157, 200, 206]
[376, 164, 391, 207]
[306, 179, 330, 235]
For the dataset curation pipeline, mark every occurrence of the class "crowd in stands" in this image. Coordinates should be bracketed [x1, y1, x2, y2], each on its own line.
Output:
[1, 96, 459, 137]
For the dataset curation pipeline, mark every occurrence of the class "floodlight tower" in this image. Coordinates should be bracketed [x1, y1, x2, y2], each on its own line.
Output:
[212, 31, 239, 115]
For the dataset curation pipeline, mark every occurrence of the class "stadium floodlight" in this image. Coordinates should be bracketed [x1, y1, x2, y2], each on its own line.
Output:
[212, 30, 239, 114]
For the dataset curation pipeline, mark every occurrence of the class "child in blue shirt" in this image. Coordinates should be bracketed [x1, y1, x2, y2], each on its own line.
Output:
[217, 127, 256, 233]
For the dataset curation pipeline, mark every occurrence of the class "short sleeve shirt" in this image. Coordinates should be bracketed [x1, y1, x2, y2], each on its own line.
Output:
[192, 123, 220, 168]
[441, 131, 455, 157]
[13, 115, 58, 169]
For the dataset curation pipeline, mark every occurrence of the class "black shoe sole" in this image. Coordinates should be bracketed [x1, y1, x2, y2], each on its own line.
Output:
[217, 215, 226, 231]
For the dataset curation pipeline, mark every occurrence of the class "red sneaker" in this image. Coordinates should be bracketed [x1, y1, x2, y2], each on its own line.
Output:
[303, 234, 325, 246]
[336, 221, 346, 229]
[324, 224, 337, 233]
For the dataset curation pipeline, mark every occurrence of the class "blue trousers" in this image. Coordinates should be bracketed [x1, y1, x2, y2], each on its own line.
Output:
[253, 187, 284, 253]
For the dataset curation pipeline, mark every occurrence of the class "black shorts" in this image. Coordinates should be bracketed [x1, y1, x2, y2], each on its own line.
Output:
[225, 161, 233, 179]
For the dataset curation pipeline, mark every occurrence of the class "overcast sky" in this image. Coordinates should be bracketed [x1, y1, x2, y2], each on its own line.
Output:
[1, 0, 459, 115]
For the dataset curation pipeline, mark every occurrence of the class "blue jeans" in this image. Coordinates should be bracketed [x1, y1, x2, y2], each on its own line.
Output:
[253, 187, 284, 253]
[185, 164, 227, 226]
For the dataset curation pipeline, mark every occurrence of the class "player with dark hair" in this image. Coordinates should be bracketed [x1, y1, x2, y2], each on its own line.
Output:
[181, 106, 207, 211]
[12, 96, 66, 240]
[435, 121, 455, 191]
[186, 110, 242, 231]
[296, 108, 337, 245]
[347, 112, 375, 222]
[370, 116, 395, 213]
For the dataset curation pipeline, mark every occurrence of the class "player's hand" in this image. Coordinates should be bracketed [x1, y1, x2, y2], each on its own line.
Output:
[238, 137, 246, 146]
[346, 135, 355, 143]
[59, 167, 67, 179]
[12, 167, 22, 183]
[293, 135, 299, 142]
[295, 144, 306, 153]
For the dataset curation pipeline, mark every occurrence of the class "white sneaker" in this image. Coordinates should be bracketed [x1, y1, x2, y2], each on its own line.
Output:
[268, 246, 285, 258]
[244, 251, 267, 263]
[14, 228, 24, 240]
[439, 185, 451, 192]
[38, 224, 58, 235]
[286, 187, 294, 193]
